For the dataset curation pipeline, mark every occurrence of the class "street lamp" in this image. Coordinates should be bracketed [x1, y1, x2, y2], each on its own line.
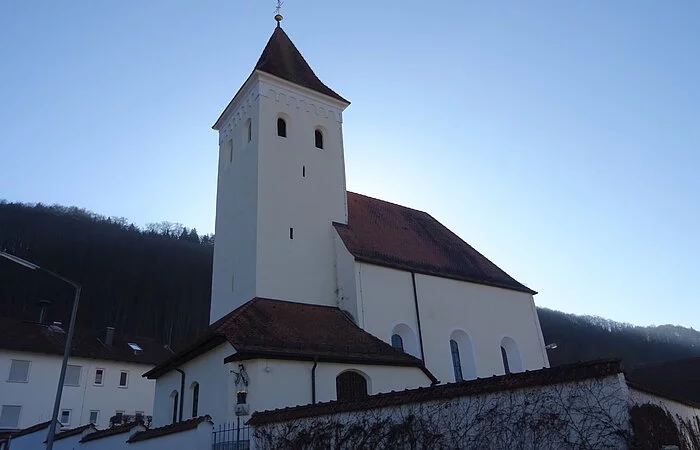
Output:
[0, 250, 82, 450]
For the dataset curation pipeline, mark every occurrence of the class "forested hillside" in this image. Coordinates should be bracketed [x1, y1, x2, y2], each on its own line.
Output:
[1, 200, 699, 368]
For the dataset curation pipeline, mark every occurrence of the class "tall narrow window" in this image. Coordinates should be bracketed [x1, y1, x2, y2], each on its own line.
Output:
[314, 129, 323, 149]
[171, 391, 179, 424]
[191, 382, 199, 418]
[228, 139, 234, 163]
[391, 334, 404, 351]
[336, 371, 368, 401]
[501, 346, 511, 374]
[289, 227, 294, 239]
[302, 166, 306, 177]
[247, 120, 252, 142]
[277, 118, 287, 137]
[119, 371, 128, 388]
[450, 339, 463, 381]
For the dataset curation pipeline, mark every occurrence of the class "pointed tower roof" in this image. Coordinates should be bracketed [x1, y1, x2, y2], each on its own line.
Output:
[254, 26, 349, 104]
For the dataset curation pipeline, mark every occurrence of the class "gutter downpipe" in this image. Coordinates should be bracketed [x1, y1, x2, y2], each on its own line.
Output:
[411, 272, 426, 364]
[175, 368, 185, 422]
[311, 357, 319, 404]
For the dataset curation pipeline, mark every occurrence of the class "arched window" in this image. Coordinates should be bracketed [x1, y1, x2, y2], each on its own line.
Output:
[170, 390, 179, 424]
[191, 382, 199, 418]
[336, 371, 368, 401]
[390, 324, 419, 357]
[314, 129, 323, 149]
[277, 118, 287, 137]
[500, 337, 523, 374]
[450, 339, 463, 381]
[450, 330, 477, 381]
[391, 334, 404, 351]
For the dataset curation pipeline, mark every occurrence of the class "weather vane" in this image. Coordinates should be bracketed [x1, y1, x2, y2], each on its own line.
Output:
[274, 0, 284, 26]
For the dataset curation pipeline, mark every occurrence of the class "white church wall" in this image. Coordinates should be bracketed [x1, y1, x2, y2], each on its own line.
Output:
[333, 234, 361, 325]
[234, 358, 430, 419]
[355, 264, 422, 359]
[253, 74, 348, 307]
[354, 262, 549, 385]
[416, 273, 549, 382]
[210, 82, 261, 323]
[152, 343, 234, 427]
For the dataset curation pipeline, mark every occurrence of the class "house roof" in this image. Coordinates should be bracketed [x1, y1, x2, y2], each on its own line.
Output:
[79, 421, 140, 443]
[626, 357, 700, 407]
[248, 359, 622, 426]
[0, 316, 171, 365]
[144, 297, 435, 381]
[51, 424, 95, 442]
[8, 420, 51, 438]
[127, 416, 212, 443]
[334, 192, 536, 294]
[254, 26, 348, 104]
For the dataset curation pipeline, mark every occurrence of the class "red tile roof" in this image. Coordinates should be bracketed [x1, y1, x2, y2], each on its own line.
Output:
[335, 192, 536, 294]
[51, 424, 95, 442]
[127, 416, 212, 443]
[8, 421, 50, 439]
[144, 298, 435, 382]
[248, 359, 622, 426]
[255, 26, 348, 104]
[79, 422, 141, 443]
[0, 316, 171, 365]
[626, 357, 700, 407]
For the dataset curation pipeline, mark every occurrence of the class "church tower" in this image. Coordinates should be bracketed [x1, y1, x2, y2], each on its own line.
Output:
[210, 19, 350, 323]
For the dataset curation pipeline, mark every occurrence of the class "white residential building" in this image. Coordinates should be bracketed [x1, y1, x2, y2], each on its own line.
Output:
[146, 17, 549, 429]
[0, 317, 170, 432]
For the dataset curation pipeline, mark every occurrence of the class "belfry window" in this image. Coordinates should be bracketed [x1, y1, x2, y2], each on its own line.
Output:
[277, 118, 287, 137]
[391, 334, 404, 351]
[314, 129, 323, 149]
[336, 371, 368, 402]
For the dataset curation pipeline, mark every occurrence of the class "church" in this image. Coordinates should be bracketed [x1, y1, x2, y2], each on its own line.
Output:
[144, 16, 549, 427]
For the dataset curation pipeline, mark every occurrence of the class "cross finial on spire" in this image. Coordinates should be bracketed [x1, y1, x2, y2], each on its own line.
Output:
[274, 1, 284, 27]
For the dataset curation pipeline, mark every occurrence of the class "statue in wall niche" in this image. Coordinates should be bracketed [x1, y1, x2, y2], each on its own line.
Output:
[231, 364, 249, 404]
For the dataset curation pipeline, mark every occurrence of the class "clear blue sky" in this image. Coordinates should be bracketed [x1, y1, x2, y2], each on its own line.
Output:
[1, 1, 698, 329]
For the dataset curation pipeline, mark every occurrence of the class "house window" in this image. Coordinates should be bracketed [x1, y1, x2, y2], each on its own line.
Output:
[450, 339, 463, 381]
[65, 365, 81, 386]
[135, 411, 145, 423]
[0, 405, 21, 429]
[89, 410, 99, 425]
[391, 334, 404, 351]
[8, 360, 30, 382]
[171, 391, 179, 424]
[277, 118, 287, 137]
[59, 409, 71, 426]
[191, 382, 199, 418]
[336, 371, 368, 402]
[314, 129, 323, 149]
[94, 368, 104, 386]
[118, 371, 128, 388]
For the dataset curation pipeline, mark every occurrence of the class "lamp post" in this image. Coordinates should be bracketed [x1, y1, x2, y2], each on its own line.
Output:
[0, 251, 81, 450]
